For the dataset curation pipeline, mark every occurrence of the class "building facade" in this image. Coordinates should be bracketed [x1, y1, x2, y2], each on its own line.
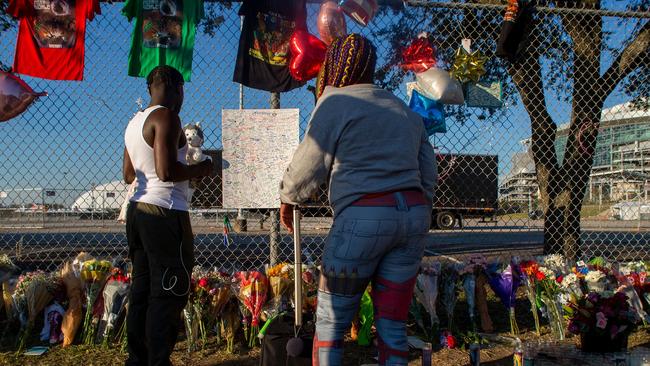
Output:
[501, 102, 650, 204]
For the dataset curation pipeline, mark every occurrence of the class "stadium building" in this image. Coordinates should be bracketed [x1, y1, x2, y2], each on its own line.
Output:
[500, 102, 650, 204]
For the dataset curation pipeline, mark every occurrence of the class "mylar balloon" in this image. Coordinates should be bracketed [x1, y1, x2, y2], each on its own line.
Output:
[409, 89, 446, 136]
[289, 30, 327, 82]
[415, 68, 464, 105]
[0, 71, 47, 122]
[318, 1, 347, 45]
[402, 37, 437, 73]
[339, 0, 378, 27]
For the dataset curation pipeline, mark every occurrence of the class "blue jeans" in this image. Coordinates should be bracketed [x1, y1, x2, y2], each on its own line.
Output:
[313, 192, 431, 366]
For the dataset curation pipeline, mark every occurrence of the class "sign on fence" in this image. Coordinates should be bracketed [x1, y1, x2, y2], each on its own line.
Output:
[222, 109, 300, 209]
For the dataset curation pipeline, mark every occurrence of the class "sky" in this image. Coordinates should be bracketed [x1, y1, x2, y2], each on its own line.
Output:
[0, 1, 642, 207]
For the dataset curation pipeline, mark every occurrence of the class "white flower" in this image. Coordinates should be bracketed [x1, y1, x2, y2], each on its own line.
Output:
[560, 273, 579, 289]
[539, 254, 567, 272]
[585, 270, 606, 283]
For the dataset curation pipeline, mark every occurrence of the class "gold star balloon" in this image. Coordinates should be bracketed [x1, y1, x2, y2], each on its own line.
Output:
[450, 47, 487, 84]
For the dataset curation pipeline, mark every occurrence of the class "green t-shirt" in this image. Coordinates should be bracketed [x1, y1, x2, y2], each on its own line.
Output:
[122, 0, 204, 81]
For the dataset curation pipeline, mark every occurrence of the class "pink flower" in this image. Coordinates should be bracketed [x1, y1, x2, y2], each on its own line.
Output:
[596, 312, 608, 329]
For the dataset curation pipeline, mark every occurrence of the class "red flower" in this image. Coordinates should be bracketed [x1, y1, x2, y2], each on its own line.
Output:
[198, 278, 209, 288]
[446, 335, 457, 349]
[556, 275, 564, 284]
[535, 270, 546, 281]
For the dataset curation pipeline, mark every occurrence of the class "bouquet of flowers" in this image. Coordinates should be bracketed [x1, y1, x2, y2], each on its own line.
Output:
[232, 271, 268, 347]
[98, 268, 130, 347]
[440, 263, 460, 330]
[486, 261, 521, 335]
[535, 263, 565, 340]
[13, 270, 58, 350]
[61, 260, 84, 347]
[0, 254, 18, 283]
[265, 263, 293, 316]
[357, 286, 373, 346]
[80, 259, 112, 345]
[566, 290, 640, 352]
[460, 255, 486, 331]
[259, 263, 293, 339]
[207, 271, 232, 341]
[519, 259, 542, 335]
[413, 261, 441, 338]
[301, 264, 319, 313]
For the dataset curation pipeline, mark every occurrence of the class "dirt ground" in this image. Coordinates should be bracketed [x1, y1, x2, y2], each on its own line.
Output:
[1, 293, 648, 366]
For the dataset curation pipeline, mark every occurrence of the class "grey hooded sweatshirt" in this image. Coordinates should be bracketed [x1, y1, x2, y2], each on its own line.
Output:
[279, 84, 437, 217]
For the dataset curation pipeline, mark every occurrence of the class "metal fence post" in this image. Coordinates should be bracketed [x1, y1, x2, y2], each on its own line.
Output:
[269, 92, 281, 266]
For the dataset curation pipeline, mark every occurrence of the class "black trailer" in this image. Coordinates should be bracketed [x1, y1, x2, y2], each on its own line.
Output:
[432, 153, 498, 229]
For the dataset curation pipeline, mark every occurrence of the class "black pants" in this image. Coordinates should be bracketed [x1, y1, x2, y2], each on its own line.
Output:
[125, 202, 194, 366]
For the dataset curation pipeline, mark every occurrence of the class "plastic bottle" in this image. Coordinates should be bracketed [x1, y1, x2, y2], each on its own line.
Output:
[514, 339, 523, 366]
[422, 342, 432, 366]
[469, 343, 480, 366]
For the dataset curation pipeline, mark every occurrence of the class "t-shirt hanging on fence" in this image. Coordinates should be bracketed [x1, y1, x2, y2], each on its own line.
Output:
[8, 0, 101, 80]
[122, 0, 204, 82]
[233, 0, 307, 93]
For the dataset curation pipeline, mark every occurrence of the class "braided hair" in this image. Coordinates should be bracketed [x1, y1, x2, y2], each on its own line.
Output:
[316, 34, 377, 99]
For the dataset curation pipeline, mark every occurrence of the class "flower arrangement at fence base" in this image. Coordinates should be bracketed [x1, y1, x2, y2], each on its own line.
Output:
[60, 261, 83, 347]
[12, 270, 58, 351]
[520, 260, 542, 336]
[232, 271, 268, 347]
[98, 269, 130, 347]
[486, 261, 520, 336]
[413, 262, 441, 340]
[79, 259, 112, 345]
[566, 291, 639, 352]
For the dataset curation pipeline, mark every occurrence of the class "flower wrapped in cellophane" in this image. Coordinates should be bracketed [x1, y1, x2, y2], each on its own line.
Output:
[440, 262, 460, 331]
[13, 270, 58, 350]
[259, 263, 293, 339]
[232, 271, 268, 347]
[486, 261, 521, 336]
[460, 255, 486, 331]
[98, 268, 130, 347]
[80, 258, 112, 345]
[413, 261, 441, 339]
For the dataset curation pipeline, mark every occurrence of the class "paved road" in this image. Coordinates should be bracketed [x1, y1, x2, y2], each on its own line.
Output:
[1, 227, 648, 271]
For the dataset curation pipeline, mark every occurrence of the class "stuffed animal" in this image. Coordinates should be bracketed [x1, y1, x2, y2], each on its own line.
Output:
[183, 122, 210, 165]
[183, 123, 211, 205]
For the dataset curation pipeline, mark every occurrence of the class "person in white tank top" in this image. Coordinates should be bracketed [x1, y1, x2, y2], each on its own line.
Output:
[122, 66, 212, 366]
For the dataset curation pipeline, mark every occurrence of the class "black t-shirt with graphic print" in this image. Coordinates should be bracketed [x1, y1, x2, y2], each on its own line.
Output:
[233, 0, 307, 93]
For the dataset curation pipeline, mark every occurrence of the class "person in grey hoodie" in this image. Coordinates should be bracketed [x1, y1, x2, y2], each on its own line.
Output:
[279, 34, 437, 366]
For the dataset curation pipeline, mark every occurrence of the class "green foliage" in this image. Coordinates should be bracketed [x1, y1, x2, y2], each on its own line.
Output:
[200, 2, 233, 38]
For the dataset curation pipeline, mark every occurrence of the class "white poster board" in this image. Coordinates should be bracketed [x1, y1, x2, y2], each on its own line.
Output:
[222, 109, 300, 209]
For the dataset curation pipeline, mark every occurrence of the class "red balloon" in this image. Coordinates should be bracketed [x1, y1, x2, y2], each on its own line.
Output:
[289, 30, 327, 82]
[0, 71, 47, 122]
[317, 1, 347, 45]
[401, 37, 437, 73]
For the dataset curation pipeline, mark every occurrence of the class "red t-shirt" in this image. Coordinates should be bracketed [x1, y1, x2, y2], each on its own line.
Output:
[8, 0, 100, 80]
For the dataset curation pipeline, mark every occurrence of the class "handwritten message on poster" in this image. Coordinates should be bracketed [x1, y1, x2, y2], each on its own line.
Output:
[222, 109, 300, 209]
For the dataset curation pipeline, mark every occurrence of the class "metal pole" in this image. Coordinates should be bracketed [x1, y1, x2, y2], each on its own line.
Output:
[293, 206, 303, 327]
[235, 13, 248, 233]
[269, 92, 281, 265]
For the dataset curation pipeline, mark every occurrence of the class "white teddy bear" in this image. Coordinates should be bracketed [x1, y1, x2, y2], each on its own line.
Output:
[183, 123, 211, 206]
[183, 122, 210, 165]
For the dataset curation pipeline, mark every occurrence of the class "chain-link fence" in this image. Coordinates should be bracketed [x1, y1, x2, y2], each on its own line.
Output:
[0, 1, 648, 272]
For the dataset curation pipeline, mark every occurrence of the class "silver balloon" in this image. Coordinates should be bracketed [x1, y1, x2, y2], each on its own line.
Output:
[415, 68, 464, 105]
[0, 71, 47, 122]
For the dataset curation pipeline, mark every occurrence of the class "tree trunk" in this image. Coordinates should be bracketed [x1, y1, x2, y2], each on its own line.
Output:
[509, 1, 605, 260]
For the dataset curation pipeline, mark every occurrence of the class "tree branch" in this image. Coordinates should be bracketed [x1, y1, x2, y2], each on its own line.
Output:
[599, 20, 650, 100]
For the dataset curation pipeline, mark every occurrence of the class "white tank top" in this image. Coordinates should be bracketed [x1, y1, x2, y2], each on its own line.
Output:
[125, 105, 189, 211]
